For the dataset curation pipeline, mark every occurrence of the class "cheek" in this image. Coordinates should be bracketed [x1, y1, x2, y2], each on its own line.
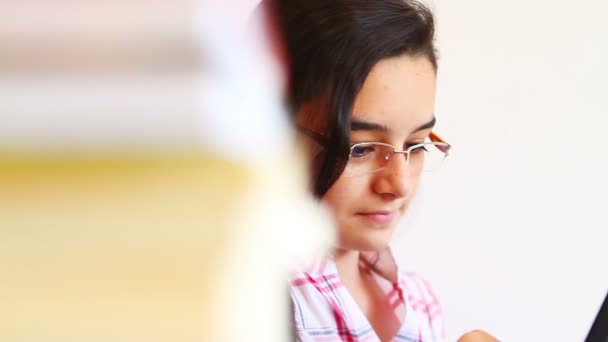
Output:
[397, 174, 423, 209]
[321, 175, 369, 215]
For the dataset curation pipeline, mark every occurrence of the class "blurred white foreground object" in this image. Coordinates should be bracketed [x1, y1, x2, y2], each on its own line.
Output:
[0, 1, 331, 341]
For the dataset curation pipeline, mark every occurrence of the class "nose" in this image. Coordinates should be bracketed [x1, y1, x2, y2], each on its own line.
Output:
[371, 152, 414, 199]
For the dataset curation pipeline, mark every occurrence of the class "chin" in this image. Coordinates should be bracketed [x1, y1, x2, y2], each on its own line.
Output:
[361, 237, 392, 251]
[339, 229, 394, 252]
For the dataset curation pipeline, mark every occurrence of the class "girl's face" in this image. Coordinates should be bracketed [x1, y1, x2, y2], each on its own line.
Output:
[300, 55, 437, 252]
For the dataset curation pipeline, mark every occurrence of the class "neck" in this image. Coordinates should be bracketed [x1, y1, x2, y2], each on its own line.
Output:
[333, 248, 362, 284]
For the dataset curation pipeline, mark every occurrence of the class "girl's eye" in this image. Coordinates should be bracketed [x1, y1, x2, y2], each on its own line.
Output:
[409, 144, 428, 154]
[351, 144, 375, 158]
[405, 141, 423, 149]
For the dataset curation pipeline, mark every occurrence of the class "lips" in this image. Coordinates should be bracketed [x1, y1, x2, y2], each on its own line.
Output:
[356, 210, 397, 224]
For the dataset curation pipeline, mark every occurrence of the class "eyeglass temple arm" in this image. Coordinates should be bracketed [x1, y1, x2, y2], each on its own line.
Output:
[429, 131, 451, 153]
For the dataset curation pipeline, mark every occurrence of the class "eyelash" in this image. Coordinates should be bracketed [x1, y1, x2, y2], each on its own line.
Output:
[349, 135, 429, 147]
[405, 139, 426, 148]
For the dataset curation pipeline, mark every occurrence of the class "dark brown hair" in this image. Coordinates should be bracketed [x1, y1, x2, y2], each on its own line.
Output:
[267, 0, 438, 198]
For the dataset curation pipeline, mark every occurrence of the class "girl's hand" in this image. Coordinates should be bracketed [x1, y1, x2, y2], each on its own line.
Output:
[457, 330, 500, 342]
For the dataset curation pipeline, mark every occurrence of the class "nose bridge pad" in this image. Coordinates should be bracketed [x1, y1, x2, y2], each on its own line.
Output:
[384, 150, 409, 173]
[379, 150, 411, 198]
[383, 151, 392, 161]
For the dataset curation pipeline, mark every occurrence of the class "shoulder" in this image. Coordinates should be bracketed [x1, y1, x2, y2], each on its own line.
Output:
[288, 257, 338, 292]
[288, 258, 343, 328]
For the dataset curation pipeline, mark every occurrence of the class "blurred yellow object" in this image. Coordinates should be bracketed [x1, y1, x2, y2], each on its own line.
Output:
[0, 150, 329, 342]
[0, 152, 245, 341]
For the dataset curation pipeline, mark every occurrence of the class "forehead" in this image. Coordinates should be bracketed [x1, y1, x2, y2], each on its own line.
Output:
[352, 55, 436, 135]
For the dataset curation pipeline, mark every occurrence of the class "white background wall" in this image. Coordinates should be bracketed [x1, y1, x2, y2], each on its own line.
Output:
[395, 1, 608, 341]
[243, 0, 608, 340]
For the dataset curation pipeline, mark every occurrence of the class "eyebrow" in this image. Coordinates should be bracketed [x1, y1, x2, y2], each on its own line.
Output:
[351, 116, 436, 134]
[414, 116, 436, 132]
[351, 119, 389, 132]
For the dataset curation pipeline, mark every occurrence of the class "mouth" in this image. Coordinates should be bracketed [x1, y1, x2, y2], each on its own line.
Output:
[356, 210, 397, 224]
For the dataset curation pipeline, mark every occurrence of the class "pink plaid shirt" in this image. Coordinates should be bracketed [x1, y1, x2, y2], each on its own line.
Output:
[289, 248, 446, 342]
